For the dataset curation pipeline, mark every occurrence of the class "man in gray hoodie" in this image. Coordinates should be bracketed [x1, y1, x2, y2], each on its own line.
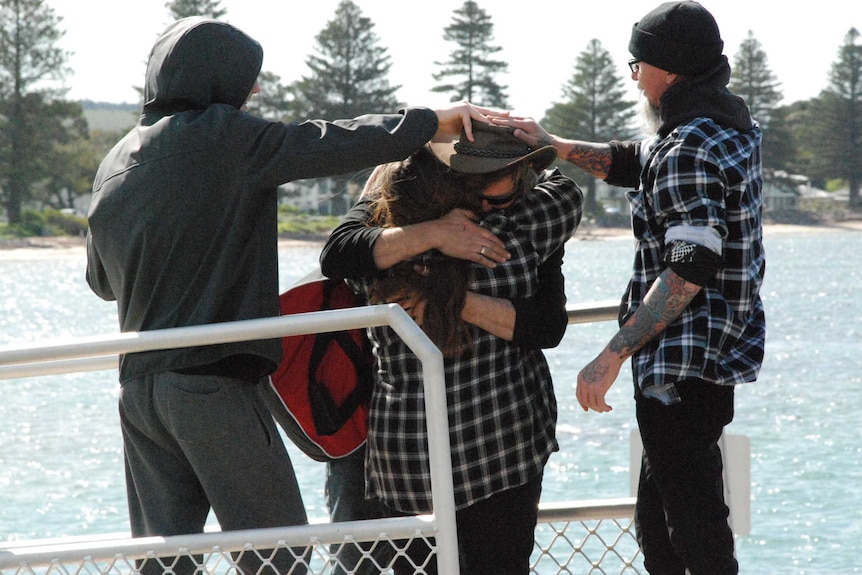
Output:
[86, 16, 494, 575]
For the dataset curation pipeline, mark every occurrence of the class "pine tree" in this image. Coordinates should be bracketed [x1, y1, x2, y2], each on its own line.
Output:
[730, 32, 783, 125]
[0, 0, 81, 224]
[808, 28, 862, 209]
[165, 0, 226, 19]
[288, 0, 400, 121]
[729, 32, 788, 173]
[284, 0, 401, 213]
[826, 28, 862, 209]
[432, 1, 509, 108]
[757, 104, 797, 176]
[542, 39, 636, 214]
[244, 70, 296, 122]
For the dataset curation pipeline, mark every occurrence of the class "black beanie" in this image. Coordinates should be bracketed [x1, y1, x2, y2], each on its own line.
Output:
[629, 1, 723, 76]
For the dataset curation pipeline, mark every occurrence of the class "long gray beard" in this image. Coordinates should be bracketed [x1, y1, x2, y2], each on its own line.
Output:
[638, 94, 661, 136]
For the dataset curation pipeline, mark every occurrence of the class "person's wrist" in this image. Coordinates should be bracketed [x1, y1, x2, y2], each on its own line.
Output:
[415, 220, 444, 251]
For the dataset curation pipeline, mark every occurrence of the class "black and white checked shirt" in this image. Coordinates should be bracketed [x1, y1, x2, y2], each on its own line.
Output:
[355, 170, 582, 513]
[618, 118, 766, 404]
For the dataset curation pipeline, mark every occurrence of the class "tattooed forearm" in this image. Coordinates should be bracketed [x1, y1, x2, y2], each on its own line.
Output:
[607, 270, 701, 357]
[645, 271, 701, 323]
[536, 134, 555, 148]
[565, 143, 612, 178]
[580, 357, 611, 383]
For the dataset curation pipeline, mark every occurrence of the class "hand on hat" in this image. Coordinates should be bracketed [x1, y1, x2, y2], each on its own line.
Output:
[490, 115, 556, 153]
[433, 101, 509, 144]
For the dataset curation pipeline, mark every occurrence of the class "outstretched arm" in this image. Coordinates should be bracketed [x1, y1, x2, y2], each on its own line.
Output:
[320, 165, 510, 280]
[576, 268, 703, 412]
[492, 115, 613, 179]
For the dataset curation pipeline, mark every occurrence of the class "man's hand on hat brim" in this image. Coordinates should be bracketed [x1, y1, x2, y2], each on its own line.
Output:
[433, 101, 509, 143]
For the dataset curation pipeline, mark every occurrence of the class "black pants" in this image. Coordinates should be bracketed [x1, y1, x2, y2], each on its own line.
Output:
[635, 380, 737, 575]
[392, 472, 544, 575]
[326, 446, 392, 575]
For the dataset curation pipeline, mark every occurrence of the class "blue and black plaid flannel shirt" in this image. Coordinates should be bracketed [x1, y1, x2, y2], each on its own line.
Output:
[354, 170, 582, 513]
[621, 117, 766, 404]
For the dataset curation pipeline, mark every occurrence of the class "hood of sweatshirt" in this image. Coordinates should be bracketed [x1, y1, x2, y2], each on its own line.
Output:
[142, 17, 263, 117]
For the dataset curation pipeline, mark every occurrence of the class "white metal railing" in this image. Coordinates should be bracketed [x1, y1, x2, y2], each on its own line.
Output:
[0, 304, 458, 574]
[0, 301, 645, 575]
[565, 300, 619, 325]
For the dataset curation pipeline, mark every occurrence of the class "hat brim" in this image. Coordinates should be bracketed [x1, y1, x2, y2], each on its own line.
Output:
[429, 140, 557, 175]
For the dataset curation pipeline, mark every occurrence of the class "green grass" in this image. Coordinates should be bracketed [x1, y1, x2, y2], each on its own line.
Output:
[277, 215, 340, 238]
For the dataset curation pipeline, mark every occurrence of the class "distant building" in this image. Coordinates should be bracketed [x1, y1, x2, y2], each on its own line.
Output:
[279, 179, 335, 214]
[279, 178, 362, 215]
[763, 170, 806, 211]
[595, 179, 629, 215]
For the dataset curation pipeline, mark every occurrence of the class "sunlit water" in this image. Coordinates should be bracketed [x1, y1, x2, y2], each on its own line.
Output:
[1, 228, 860, 574]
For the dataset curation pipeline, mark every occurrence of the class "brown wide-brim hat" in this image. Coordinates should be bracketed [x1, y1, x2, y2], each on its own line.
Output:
[430, 120, 557, 175]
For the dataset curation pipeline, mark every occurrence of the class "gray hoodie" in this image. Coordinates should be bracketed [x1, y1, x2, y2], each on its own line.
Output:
[86, 17, 438, 382]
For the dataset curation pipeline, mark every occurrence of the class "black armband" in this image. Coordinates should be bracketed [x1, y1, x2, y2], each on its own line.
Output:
[605, 140, 641, 189]
[663, 240, 721, 286]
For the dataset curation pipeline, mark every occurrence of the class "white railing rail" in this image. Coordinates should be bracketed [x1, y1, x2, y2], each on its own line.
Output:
[0, 301, 621, 380]
[565, 300, 619, 325]
[0, 301, 648, 574]
[0, 303, 459, 574]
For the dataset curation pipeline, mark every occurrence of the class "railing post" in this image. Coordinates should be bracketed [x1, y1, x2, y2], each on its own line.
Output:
[383, 304, 459, 575]
[0, 304, 461, 575]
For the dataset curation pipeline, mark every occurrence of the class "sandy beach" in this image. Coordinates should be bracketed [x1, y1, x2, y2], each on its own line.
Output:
[1, 220, 860, 261]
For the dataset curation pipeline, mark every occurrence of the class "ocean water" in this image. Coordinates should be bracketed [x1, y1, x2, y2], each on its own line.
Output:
[1, 228, 860, 574]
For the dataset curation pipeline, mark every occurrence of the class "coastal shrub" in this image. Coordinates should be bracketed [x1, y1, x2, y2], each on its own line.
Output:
[17, 210, 46, 236]
[43, 209, 88, 236]
[277, 215, 340, 237]
[278, 204, 304, 216]
[0, 209, 88, 238]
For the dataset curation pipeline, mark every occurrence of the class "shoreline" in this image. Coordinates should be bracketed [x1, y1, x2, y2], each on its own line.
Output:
[2, 221, 860, 260]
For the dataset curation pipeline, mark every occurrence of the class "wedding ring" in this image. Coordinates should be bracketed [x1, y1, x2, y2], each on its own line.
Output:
[480, 246, 487, 256]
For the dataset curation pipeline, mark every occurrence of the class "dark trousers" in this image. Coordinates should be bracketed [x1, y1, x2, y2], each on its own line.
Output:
[635, 379, 738, 575]
[120, 372, 309, 575]
[326, 446, 393, 575]
[392, 472, 544, 575]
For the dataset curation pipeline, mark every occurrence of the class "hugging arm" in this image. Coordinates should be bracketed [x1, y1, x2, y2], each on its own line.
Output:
[463, 246, 568, 346]
[320, 165, 510, 279]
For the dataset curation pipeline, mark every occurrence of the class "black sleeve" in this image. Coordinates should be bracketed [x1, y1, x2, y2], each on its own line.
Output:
[604, 140, 642, 189]
[510, 245, 568, 349]
[319, 197, 384, 280]
[257, 108, 439, 184]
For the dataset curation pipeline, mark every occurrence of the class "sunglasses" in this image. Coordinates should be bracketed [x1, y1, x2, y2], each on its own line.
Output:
[477, 189, 519, 206]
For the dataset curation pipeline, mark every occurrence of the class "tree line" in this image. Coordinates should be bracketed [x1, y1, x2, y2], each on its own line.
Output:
[0, 0, 860, 228]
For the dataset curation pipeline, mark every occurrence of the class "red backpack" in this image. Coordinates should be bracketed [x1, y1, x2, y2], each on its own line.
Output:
[261, 271, 373, 462]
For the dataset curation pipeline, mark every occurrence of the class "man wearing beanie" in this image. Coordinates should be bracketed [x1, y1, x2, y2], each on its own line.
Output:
[494, 2, 765, 574]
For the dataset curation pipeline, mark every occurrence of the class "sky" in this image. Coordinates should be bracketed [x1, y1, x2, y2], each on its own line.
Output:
[52, 0, 860, 116]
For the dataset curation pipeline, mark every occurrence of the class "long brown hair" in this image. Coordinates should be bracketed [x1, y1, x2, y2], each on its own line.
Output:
[365, 147, 481, 356]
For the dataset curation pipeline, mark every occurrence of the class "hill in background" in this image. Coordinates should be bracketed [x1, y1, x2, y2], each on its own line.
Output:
[80, 100, 138, 132]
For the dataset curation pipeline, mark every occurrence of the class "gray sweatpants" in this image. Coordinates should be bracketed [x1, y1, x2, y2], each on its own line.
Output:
[120, 371, 308, 575]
